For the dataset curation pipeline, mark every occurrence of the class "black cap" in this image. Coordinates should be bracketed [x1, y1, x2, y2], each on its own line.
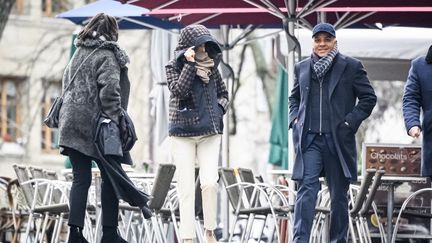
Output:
[312, 23, 336, 38]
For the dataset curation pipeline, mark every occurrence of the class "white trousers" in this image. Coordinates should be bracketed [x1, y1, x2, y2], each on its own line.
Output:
[170, 134, 221, 240]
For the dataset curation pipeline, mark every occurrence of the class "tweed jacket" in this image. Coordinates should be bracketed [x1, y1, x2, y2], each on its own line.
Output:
[58, 38, 130, 159]
[166, 24, 229, 137]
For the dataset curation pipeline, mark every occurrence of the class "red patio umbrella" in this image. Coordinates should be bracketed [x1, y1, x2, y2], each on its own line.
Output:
[120, 0, 432, 29]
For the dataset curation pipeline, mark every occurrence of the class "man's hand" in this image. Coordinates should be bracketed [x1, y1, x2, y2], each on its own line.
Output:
[408, 126, 421, 138]
[184, 46, 195, 62]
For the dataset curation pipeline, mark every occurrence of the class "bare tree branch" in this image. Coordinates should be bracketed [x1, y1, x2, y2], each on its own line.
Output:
[230, 44, 249, 135]
[248, 35, 277, 116]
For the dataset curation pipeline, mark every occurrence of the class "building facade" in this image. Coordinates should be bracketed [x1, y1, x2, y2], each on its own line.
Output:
[0, 0, 153, 177]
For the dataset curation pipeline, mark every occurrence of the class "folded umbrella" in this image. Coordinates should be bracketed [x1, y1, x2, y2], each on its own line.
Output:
[94, 113, 152, 219]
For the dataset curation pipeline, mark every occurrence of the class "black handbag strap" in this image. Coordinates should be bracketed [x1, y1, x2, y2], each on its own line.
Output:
[63, 46, 102, 95]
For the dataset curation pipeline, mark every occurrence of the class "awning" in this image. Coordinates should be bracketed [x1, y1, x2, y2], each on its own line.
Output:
[57, 0, 182, 30]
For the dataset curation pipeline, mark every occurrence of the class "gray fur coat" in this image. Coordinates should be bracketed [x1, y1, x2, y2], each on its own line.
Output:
[58, 38, 130, 159]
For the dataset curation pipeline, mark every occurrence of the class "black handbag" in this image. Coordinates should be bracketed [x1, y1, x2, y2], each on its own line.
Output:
[43, 47, 101, 128]
[43, 97, 63, 128]
[119, 109, 138, 152]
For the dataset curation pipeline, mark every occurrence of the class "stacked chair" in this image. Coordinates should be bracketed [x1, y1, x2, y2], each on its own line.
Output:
[391, 183, 432, 243]
[349, 169, 385, 243]
[1, 176, 28, 243]
[10, 163, 181, 243]
[310, 168, 386, 243]
[219, 167, 296, 243]
[5, 162, 390, 243]
[99, 163, 178, 243]
[12, 164, 81, 243]
[145, 163, 177, 243]
[0, 176, 16, 242]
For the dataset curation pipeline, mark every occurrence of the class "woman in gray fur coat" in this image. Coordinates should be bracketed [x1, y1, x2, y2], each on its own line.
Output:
[58, 13, 129, 243]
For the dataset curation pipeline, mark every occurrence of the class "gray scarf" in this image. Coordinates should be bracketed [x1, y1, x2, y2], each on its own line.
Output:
[313, 44, 339, 79]
[195, 51, 214, 83]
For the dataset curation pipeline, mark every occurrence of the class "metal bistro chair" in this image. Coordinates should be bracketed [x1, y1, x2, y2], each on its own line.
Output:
[146, 163, 177, 243]
[0, 177, 15, 242]
[13, 164, 87, 243]
[346, 169, 385, 243]
[310, 185, 331, 243]
[108, 163, 177, 243]
[28, 166, 73, 243]
[310, 169, 385, 243]
[391, 182, 432, 243]
[28, 166, 58, 243]
[355, 169, 385, 243]
[237, 168, 296, 243]
[4, 177, 29, 243]
[43, 170, 64, 210]
[219, 167, 292, 243]
[150, 166, 204, 243]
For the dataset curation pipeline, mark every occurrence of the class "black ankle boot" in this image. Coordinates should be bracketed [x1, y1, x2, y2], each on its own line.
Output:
[68, 226, 89, 243]
[101, 226, 128, 243]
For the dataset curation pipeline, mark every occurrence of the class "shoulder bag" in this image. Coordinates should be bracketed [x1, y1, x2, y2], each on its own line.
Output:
[44, 47, 101, 128]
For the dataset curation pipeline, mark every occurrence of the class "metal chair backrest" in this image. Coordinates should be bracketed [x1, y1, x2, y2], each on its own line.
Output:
[256, 175, 264, 183]
[350, 169, 376, 217]
[44, 170, 63, 203]
[44, 170, 59, 180]
[0, 178, 9, 210]
[237, 168, 260, 207]
[12, 164, 36, 207]
[148, 164, 176, 211]
[359, 170, 385, 216]
[219, 167, 243, 211]
[28, 166, 47, 203]
[237, 168, 256, 184]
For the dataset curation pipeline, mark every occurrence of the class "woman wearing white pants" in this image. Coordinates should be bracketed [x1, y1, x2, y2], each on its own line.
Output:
[165, 24, 229, 243]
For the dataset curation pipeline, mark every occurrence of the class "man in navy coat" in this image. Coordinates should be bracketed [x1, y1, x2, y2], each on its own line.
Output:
[403, 46, 432, 177]
[288, 23, 377, 243]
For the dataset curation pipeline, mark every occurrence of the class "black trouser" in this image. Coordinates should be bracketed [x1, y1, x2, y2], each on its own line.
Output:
[68, 149, 119, 228]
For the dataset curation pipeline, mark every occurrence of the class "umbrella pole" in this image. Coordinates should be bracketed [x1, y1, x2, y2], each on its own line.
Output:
[220, 24, 231, 241]
[284, 0, 297, 172]
[284, 0, 299, 242]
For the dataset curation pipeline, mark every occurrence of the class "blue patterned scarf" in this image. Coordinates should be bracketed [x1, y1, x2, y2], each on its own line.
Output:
[313, 45, 338, 79]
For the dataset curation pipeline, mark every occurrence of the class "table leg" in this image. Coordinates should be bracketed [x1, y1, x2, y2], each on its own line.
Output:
[387, 183, 394, 243]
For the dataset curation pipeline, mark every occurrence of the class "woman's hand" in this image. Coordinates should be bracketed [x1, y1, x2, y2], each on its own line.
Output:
[184, 46, 195, 62]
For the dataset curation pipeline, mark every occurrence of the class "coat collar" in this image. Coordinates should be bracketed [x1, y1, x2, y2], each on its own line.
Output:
[328, 54, 347, 97]
[299, 54, 347, 98]
[75, 38, 130, 68]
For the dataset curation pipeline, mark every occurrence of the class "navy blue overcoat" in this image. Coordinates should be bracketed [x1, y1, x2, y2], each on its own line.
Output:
[403, 56, 432, 177]
[288, 53, 377, 182]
